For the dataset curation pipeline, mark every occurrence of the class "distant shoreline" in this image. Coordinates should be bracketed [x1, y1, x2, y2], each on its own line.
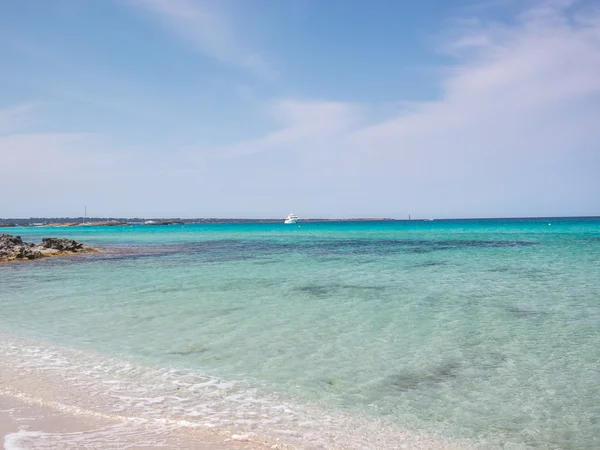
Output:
[0, 218, 396, 227]
[0, 216, 599, 227]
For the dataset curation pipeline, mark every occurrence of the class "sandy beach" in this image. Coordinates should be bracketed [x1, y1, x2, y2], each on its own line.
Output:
[1, 365, 277, 450]
[0, 394, 274, 449]
[0, 395, 272, 450]
[1, 393, 238, 450]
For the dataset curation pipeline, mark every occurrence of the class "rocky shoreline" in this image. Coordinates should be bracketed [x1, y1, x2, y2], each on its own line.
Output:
[0, 234, 98, 264]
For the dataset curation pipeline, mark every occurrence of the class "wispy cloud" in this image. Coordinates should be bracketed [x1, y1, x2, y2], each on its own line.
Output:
[0, 104, 123, 184]
[128, 0, 276, 78]
[349, 0, 600, 216]
[0, 103, 96, 174]
[183, 99, 360, 161]
[181, 0, 600, 217]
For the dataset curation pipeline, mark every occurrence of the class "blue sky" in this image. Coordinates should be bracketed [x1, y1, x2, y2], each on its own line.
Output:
[1, 0, 599, 218]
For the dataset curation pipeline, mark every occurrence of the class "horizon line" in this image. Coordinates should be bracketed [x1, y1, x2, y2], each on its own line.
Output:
[1, 215, 599, 222]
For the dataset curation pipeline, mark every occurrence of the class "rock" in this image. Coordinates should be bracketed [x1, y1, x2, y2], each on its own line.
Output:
[0, 233, 24, 248]
[0, 234, 95, 263]
[0, 234, 43, 260]
[41, 238, 84, 252]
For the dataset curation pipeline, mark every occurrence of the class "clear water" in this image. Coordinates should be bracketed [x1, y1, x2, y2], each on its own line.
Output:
[1, 219, 599, 449]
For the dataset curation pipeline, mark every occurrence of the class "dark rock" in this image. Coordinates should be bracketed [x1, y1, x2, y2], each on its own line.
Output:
[1, 234, 94, 263]
[0, 234, 43, 260]
[41, 238, 84, 252]
[0, 234, 25, 247]
[15, 246, 44, 259]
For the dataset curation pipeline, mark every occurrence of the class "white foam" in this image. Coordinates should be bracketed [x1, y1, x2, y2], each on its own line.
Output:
[3, 425, 179, 450]
[4, 430, 43, 450]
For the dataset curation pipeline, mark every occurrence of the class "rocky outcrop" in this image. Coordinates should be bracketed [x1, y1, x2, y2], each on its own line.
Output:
[41, 238, 84, 252]
[0, 234, 97, 263]
[0, 234, 43, 260]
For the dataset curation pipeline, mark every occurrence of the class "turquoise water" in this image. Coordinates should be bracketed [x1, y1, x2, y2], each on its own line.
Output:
[1, 219, 599, 448]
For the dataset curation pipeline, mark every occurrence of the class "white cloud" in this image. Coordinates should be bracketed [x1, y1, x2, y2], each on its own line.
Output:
[0, 132, 104, 180]
[0, 104, 131, 184]
[355, 1, 600, 150]
[128, 0, 276, 78]
[178, 0, 600, 217]
[346, 0, 600, 216]
[183, 99, 361, 161]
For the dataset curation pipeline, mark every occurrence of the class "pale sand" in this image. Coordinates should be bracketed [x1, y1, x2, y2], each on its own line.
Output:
[1, 362, 280, 450]
[0, 339, 290, 450]
[0, 393, 274, 449]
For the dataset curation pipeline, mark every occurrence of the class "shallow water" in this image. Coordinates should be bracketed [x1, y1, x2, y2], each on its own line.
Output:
[1, 219, 599, 448]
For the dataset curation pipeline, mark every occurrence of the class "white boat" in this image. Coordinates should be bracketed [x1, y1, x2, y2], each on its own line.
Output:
[284, 213, 298, 224]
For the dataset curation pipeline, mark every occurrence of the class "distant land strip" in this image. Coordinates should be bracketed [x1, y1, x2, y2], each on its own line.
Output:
[0, 218, 396, 227]
[1, 216, 599, 227]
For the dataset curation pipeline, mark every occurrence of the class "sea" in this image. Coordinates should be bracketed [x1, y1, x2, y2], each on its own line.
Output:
[1, 218, 599, 449]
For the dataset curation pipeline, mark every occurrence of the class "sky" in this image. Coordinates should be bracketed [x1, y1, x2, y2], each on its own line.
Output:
[1, 0, 599, 219]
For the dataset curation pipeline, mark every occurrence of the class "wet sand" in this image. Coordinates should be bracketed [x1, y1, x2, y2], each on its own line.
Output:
[0, 394, 273, 449]
[1, 365, 277, 450]
[0, 393, 274, 449]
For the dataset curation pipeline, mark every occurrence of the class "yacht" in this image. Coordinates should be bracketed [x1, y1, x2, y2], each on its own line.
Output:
[284, 213, 298, 224]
